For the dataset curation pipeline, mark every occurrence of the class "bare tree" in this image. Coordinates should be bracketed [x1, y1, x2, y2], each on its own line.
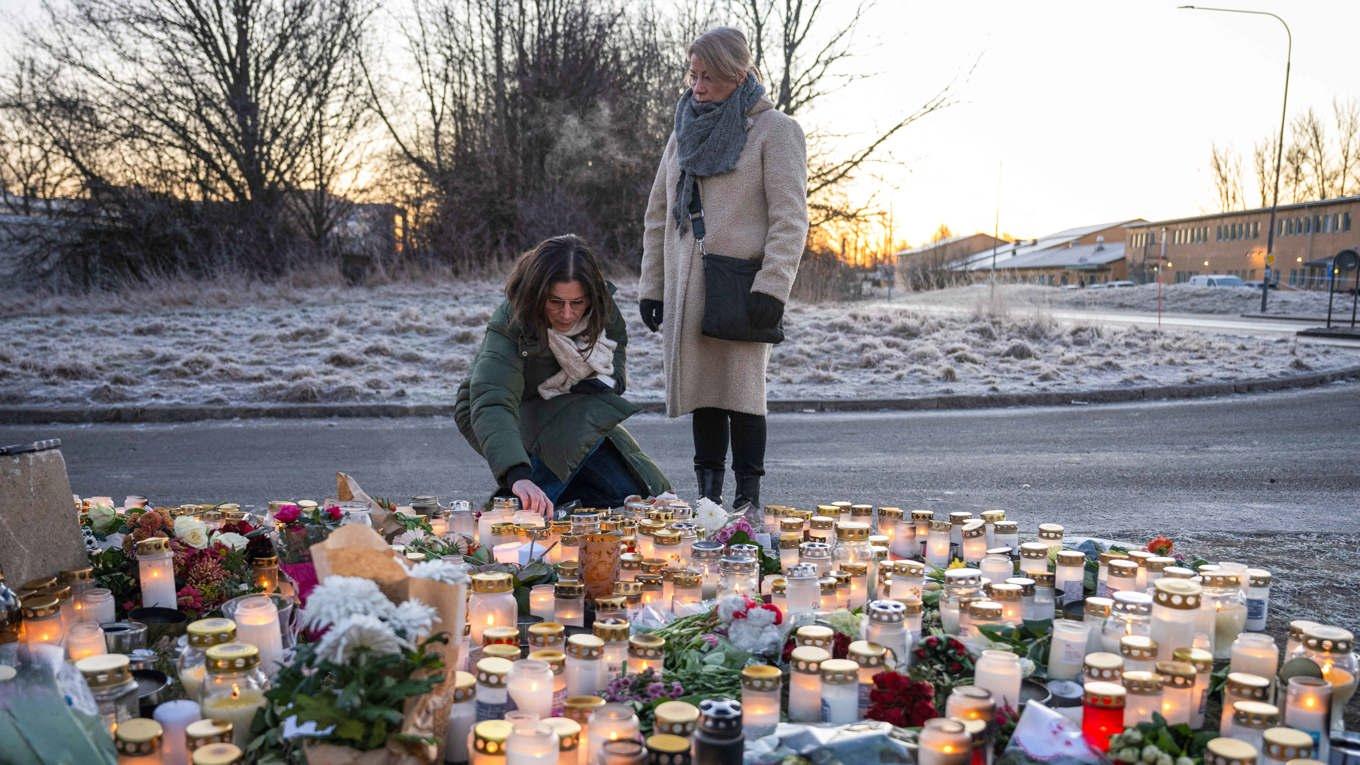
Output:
[1251, 134, 1279, 209]
[1293, 108, 1333, 201]
[1333, 97, 1360, 197]
[1209, 143, 1244, 212]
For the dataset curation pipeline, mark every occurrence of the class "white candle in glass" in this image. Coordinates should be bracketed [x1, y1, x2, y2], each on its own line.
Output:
[979, 555, 1012, 585]
[1048, 619, 1090, 681]
[788, 646, 829, 722]
[585, 704, 639, 759]
[234, 596, 284, 676]
[65, 621, 107, 661]
[1220, 672, 1272, 736]
[1155, 660, 1196, 726]
[152, 699, 201, 765]
[80, 588, 116, 625]
[1018, 543, 1049, 577]
[820, 659, 860, 724]
[530, 585, 556, 622]
[945, 686, 994, 722]
[1150, 579, 1203, 662]
[917, 718, 970, 765]
[1284, 676, 1330, 761]
[960, 521, 987, 566]
[136, 537, 177, 609]
[1122, 671, 1163, 727]
[506, 721, 558, 765]
[495, 542, 524, 565]
[1230, 632, 1278, 681]
[1173, 647, 1213, 729]
[564, 636, 603, 697]
[741, 665, 782, 738]
[508, 660, 555, 721]
[925, 521, 952, 569]
[1055, 551, 1086, 605]
[972, 650, 1022, 710]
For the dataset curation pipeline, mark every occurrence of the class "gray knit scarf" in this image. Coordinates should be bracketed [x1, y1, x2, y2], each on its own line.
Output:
[671, 73, 766, 233]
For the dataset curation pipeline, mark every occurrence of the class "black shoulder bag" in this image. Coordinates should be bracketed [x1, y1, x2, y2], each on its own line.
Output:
[690, 180, 784, 344]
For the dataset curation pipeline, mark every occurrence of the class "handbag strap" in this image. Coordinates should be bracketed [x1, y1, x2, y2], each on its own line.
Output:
[688, 178, 707, 253]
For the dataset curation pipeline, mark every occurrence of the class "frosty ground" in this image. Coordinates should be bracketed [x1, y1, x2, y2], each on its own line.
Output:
[3, 278, 1356, 410]
[898, 282, 1346, 317]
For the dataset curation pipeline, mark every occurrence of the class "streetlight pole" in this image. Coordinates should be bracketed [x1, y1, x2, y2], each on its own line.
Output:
[1179, 5, 1290, 313]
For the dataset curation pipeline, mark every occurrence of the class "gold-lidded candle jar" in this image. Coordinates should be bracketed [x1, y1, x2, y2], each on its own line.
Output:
[1260, 726, 1314, 765]
[1294, 624, 1357, 735]
[653, 700, 699, 738]
[1018, 542, 1049, 577]
[1122, 670, 1164, 727]
[554, 581, 586, 628]
[1083, 651, 1123, 684]
[917, 717, 970, 765]
[78, 653, 140, 733]
[1174, 646, 1214, 728]
[179, 617, 236, 701]
[471, 719, 513, 765]
[201, 643, 269, 748]
[136, 536, 177, 609]
[185, 718, 234, 753]
[529, 622, 566, 654]
[1155, 660, 1197, 726]
[787, 645, 829, 723]
[1203, 737, 1258, 765]
[1219, 671, 1271, 735]
[1150, 578, 1203, 662]
[469, 572, 517, 644]
[1228, 700, 1279, 750]
[628, 633, 664, 676]
[114, 717, 163, 764]
[1037, 523, 1064, 554]
[1120, 635, 1159, 674]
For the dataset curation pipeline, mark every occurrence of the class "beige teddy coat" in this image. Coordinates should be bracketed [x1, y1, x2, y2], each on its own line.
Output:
[639, 98, 809, 418]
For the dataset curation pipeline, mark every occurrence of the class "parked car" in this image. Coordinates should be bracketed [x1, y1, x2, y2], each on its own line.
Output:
[1106, 280, 1136, 288]
[1188, 274, 1247, 287]
[1242, 280, 1279, 290]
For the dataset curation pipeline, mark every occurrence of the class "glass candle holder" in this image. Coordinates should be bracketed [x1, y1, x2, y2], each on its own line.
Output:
[593, 619, 630, 685]
[136, 537, 177, 609]
[201, 644, 270, 749]
[778, 533, 802, 571]
[1200, 572, 1246, 660]
[992, 521, 1018, 553]
[1054, 551, 1086, 605]
[472, 719, 513, 765]
[1260, 727, 1314, 765]
[865, 600, 910, 666]
[1120, 635, 1159, 674]
[959, 521, 987, 567]
[1284, 676, 1331, 761]
[1083, 652, 1123, 685]
[79, 587, 116, 626]
[945, 685, 995, 724]
[988, 582, 1023, 626]
[509, 659, 555, 721]
[1081, 682, 1125, 753]
[1017, 543, 1048, 577]
[979, 555, 1012, 586]
[543, 717, 580, 765]
[586, 704, 640, 760]
[529, 585, 556, 623]
[251, 554, 279, 595]
[627, 634, 664, 676]
[1122, 670, 1164, 726]
[1105, 560, 1139, 596]
[1082, 597, 1112, 653]
[719, 558, 758, 599]
[475, 657, 514, 722]
[527, 650, 566, 716]
[972, 649, 1022, 710]
[1244, 569, 1271, 633]
[808, 515, 834, 544]
[114, 718, 163, 765]
[1230, 632, 1279, 681]
[446, 671, 478, 765]
[817, 577, 838, 612]
[77, 653, 140, 733]
[65, 621, 106, 661]
[652, 700, 699, 741]
[690, 541, 723, 599]
[1293, 623, 1357, 735]
[918, 718, 970, 765]
[1037, 523, 1064, 554]
[506, 721, 558, 765]
[525, 622, 564, 655]
[671, 570, 701, 612]
[911, 510, 933, 559]
[564, 635, 603, 698]
[1219, 671, 1271, 735]
[1150, 579, 1203, 662]
[1202, 738, 1257, 765]
[1102, 591, 1153, 652]
[798, 542, 833, 576]
[1153, 660, 1196, 726]
[471, 573, 518, 644]
[741, 664, 781, 738]
[946, 512, 972, 548]
[890, 560, 926, 602]
[1226, 699, 1277, 750]
[848, 640, 889, 715]
[1173, 646, 1214, 729]
[1048, 619, 1090, 681]
[925, 521, 952, 569]
[788, 646, 829, 722]
[820, 659, 860, 724]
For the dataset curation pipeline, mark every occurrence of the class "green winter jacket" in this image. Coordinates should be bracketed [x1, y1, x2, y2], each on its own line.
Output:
[454, 288, 671, 497]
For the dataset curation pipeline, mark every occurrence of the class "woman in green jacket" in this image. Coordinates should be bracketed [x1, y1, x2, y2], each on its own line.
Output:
[455, 235, 671, 515]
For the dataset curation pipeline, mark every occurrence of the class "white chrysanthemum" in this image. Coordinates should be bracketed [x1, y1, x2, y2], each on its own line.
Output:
[212, 532, 248, 551]
[407, 559, 469, 585]
[314, 614, 404, 664]
[694, 497, 729, 532]
[299, 576, 396, 630]
[392, 530, 422, 547]
[388, 599, 439, 640]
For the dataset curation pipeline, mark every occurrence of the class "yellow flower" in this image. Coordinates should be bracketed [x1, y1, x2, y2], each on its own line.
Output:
[947, 558, 967, 570]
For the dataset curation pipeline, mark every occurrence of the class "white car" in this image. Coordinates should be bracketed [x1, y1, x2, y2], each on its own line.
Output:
[1106, 280, 1136, 288]
[1188, 274, 1247, 287]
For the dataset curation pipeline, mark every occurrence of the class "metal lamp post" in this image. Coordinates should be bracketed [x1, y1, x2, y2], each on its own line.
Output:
[1179, 5, 1291, 313]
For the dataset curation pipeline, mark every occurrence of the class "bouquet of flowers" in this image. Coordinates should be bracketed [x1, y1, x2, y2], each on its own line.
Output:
[274, 503, 344, 564]
[908, 634, 976, 711]
[865, 670, 938, 728]
[602, 668, 686, 734]
[81, 504, 259, 619]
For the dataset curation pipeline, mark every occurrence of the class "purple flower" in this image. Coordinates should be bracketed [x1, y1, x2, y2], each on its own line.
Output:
[701, 633, 720, 648]
[669, 681, 684, 698]
[646, 682, 666, 699]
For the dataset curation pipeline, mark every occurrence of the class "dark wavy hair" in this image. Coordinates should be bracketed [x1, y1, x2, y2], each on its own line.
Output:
[505, 234, 612, 347]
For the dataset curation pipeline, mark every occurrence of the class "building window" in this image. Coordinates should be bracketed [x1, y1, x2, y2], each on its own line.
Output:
[1345, 212, 1352, 231]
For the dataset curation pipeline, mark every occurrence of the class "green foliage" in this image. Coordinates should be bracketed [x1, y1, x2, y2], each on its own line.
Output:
[978, 622, 1052, 677]
[388, 512, 434, 538]
[1107, 713, 1215, 765]
[723, 530, 783, 576]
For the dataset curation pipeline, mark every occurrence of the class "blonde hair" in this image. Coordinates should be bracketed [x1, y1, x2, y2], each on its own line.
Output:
[687, 26, 761, 86]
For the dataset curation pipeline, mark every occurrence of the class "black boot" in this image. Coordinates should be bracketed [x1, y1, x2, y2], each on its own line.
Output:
[732, 472, 761, 512]
[695, 467, 724, 504]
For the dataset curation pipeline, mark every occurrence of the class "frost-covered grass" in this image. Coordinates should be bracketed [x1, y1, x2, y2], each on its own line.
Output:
[900, 282, 1342, 317]
[1, 280, 1356, 408]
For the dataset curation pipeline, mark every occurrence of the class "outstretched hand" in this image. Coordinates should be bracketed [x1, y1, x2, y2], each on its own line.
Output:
[512, 479, 553, 517]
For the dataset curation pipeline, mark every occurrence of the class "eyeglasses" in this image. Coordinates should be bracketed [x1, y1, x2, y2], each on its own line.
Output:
[546, 297, 589, 311]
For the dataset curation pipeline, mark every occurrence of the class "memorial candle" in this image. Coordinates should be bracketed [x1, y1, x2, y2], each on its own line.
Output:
[980, 509, 1005, 547]
[992, 521, 1019, 553]
[960, 521, 987, 566]
[912, 510, 934, 559]
[1244, 570, 1271, 632]
[1202, 738, 1258, 765]
[1120, 635, 1159, 674]
[778, 533, 802, 571]
[1055, 551, 1086, 605]
[1154, 660, 1196, 726]
[232, 596, 284, 676]
[585, 704, 640, 760]
[564, 636, 603, 697]
[741, 664, 781, 738]
[1018, 543, 1049, 577]
[1037, 523, 1064, 555]
[1122, 671, 1163, 726]
[508, 659, 555, 721]
[1047, 619, 1090, 681]
[1219, 672, 1271, 735]
[1228, 700, 1279, 749]
[653, 700, 699, 738]
[1284, 676, 1330, 760]
[153, 699, 201, 765]
[472, 720, 513, 765]
[506, 722, 558, 765]
[1260, 727, 1314, 765]
[1286, 619, 1318, 658]
[627, 634, 664, 675]
[114, 718, 163, 765]
[917, 718, 970, 765]
[22, 596, 63, 646]
[1150, 579, 1203, 662]
[543, 718, 580, 765]
[475, 657, 513, 722]
[528, 650, 567, 717]
[136, 537, 177, 609]
[865, 600, 910, 667]
[945, 686, 994, 723]
[1173, 647, 1213, 728]
[470, 573, 518, 644]
[80, 587, 116, 626]
[66, 621, 107, 661]
[530, 586, 556, 623]
[788, 646, 830, 722]
[972, 649, 1021, 709]
[1083, 652, 1123, 685]
[1145, 556, 1175, 591]
[849, 641, 889, 716]
[1081, 682, 1125, 752]
[980, 555, 1012, 586]
[447, 671, 478, 765]
[925, 520, 952, 570]
[821, 659, 860, 724]
[1230, 632, 1279, 682]
[1106, 560, 1139, 596]
[200, 644, 269, 749]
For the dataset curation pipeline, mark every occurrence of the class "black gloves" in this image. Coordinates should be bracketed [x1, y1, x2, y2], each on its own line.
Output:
[747, 291, 785, 330]
[570, 378, 612, 395]
[640, 299, 663, 332]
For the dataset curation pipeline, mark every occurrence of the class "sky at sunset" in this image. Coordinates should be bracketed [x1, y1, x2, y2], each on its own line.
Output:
[4, 0, 1358, 249]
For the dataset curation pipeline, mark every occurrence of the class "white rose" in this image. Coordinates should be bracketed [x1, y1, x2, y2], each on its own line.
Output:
[694, 498, 729, 532]
[212, 532, 248, 551]
[174, 516, 210, 549]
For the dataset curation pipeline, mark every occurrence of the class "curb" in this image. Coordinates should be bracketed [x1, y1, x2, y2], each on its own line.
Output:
[5, 364, 1360, 425]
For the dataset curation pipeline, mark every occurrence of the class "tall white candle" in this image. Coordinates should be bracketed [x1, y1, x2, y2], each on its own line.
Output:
[925, 521, 951, 569]
[788, 646, 829, 722]
[973, 650, 1022, 710]
[1284, 676, 1330, 760]
[741, 665, 782, 739]
[233, 596, 284, 676]
[1230, 632, 1278, 682]
[153, 699, 201, 765]
[136, 537, 177, 609]
[1048, 619, 1089, 681]
[508, 660, 555, 721]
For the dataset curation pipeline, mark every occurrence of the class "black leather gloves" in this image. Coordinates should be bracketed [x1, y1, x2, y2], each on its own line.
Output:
[640, 299, 663, 332]
[747, 291, 785, 330]
[569, 378, 612, 395]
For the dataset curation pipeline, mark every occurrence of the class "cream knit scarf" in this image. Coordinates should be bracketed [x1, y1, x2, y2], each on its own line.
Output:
[537, 316, 616, 400]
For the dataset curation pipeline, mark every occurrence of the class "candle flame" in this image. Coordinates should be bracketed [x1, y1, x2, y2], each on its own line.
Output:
[231, 682, 241, 700]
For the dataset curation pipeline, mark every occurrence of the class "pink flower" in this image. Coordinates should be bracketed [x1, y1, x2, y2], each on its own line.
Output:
[275, 504, 300, 523]
[325, 505, 343, 521]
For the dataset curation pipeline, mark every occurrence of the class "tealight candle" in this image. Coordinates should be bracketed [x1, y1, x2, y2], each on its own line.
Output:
[925, 521, 952, 569]
[585, 704, 639, 760]
[1155, 660, 1196, 726]
[945, 686, 994, 722]
[66, 621, 107, 661]
[788, 646, 829, 722]
[136, 537, 177, 609]
[530, 586, 556, 623]
[1122, 671, 1163, 727]
[1047, 619, 1090, 681]
[1173, 647, 1213, 728]
[564, 635, 603, 697]
[1284, 676, 1330, 760]
[153, 699, 201, 765]
[917, 718, 970, 765]
[1081, 682, 1125, 752]
[508, 659, 555, 722]
[627, 634, 664, 675]
[972, 649, 1021, 710]
[1230, 632, 1279, 683]
[232, 596, 284, 676]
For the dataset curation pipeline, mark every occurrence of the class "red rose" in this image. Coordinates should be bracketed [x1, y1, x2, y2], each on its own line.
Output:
[925, 635, 940, 647]
[275, 504, 300, 523]
[948, 661, 963, 673]
[325, 505, 343, 520]
[914, 647, 927, 660]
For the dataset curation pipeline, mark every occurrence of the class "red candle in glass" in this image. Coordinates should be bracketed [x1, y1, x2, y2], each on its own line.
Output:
[1082, 682, 1126, 752]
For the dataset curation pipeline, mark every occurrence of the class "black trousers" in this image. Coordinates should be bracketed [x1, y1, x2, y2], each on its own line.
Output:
[692, 407, 766, 477]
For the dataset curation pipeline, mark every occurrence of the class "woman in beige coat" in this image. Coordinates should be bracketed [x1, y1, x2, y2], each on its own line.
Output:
[638, 26, 808, 511]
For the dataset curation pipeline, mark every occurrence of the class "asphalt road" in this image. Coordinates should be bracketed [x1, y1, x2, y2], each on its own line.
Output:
[4, 382, 1359, 535]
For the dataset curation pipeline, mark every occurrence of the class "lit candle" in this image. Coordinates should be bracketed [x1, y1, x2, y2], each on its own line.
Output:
[543, 717, 580, 765]
[1083, 597, 1113, 654]
[1299, 623, 1357, 735]
[918, 718, 970, 765]
[788, 646, 829, 722]
[184, 719, 233, 753]
[1219, 672, 1271, 735]
[778, 533, 802, 571]
[844, 562, 869, 610]
[992, 521, 1018, 553]
[470, 573, 518, 644]
[1055, 551, 1086, 605]
[494, 542, 524, 565]
[472, 720, 513, 765]
[232, 596, 284, 676]
[1018, 543, 1048, 577]
[1122, 671, 1163, 727]
[821, 659, 860, 723]
[627, 634, 664, 675]
[114, 718, 163, 764]
[1083, 652, 1123, 685]
[136, 537, 177, 609]
[818, 577, 838, 612]
[911, 510, 934, 559]
[250, 555, 278, 595]
[564, 636, 603, 697]
[1120, 635, 1159, 674]
[585, 704, 639, 760]
[891, 561, 926, 602]
[865, 600, 911, 667]
[21, 596, 63, 646]
[881, 507, 909, 559]
[1202, 572, 1247, 660]
[554, 582, 585, 628]
[972, 650, 1021, 710]
[989, 582, 1023, 626]
[1227, 700, 1278, 750]
[1037, 523, 1063, 554]
[739, 664, 781, 739]
[66, 621, 107, 661]
[671, 570, 702, 612]
[528, 650, 567, 716]
[530, 586, 556, 623]
[1155, 660, 1196, 726]
[593, 620, 629, 685]
[506, 721, 559, 765]
[508, 660, 556, 723]
[1150, 579, 1204, 662]
[902, 596, 924, 648]
[1260, 727, 1314, 765]
[446, 671, 477, 765]
[1048, 619, 1090, 681]
[960, 521, 987, 566]
[528, 622, 566, 654]
[926, 521, 952, 569]
[945, 686, 994, 722]
[1230, 632, 1279, 682]
[1173, 646, 1214, 729]
[201, 686, 265, 750]
[1286, 619, 1318, 657]
[1284, 676, 1331, 760]
[1081, 682, 1125, 753]
[1106, 560, 1139, 596]
[1126, 550, 1153, 590]
[564, 696, 605, 765]
[979, 555, 1012, 585]
[1145, 556, 1175, 591]
[153, 699, 201, 765]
